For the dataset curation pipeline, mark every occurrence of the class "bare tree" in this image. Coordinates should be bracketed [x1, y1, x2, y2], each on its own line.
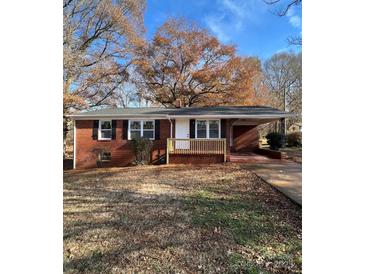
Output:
[63, 0, 146, 113]
[264, 0, 302, 16]
[287, 36, 302, 46]
[264, 0, 302, 46]
[263, 52, 302, 133]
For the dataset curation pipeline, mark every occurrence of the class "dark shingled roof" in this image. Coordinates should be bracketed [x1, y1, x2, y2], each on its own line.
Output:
[168, 106, 290, 116]
[69, 106, 292, 118]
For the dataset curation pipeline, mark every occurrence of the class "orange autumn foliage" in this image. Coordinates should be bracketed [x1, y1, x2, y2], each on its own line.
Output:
[134, 18, 270, 107]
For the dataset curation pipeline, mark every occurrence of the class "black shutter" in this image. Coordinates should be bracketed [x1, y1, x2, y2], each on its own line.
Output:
[220, 119, 226, 138]
[189, 119, 195, 139]
[111, 120, 116, 140]
[92, 120, 98, 140]
[155, 120, 160, 140]
[122, 120, 128, 140]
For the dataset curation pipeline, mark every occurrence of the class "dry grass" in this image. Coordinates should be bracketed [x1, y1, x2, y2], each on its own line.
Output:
[64, 164, 301, 273]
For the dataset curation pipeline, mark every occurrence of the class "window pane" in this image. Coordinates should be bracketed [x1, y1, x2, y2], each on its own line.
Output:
[100, 152, 111, 161]
[197, 120, 207, 138]
[197, 120, 207, 130]
[143, 130, 154, 139]
[197, 129, 206, 138]
[130, 130, 141, 139]
[143, 121, 154, 129]
[130, 121, 141, 129]
[209, 120, 219, 138]
[101, 130, 111, 139]
[101, 121, 111, 129]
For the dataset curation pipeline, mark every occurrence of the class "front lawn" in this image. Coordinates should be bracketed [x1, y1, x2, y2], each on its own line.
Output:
[64, 164, 301, 273]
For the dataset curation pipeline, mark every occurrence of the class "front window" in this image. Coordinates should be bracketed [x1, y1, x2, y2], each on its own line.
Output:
[129, 120, 142, 139]
[128, 120, 155, 140]
[196, 119, 220, 139]
[197, 120, 207, 138]
[99, 120, 112, 140]
[143, 120, 154, 139]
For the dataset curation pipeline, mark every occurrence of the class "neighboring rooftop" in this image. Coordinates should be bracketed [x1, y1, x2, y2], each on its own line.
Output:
[68, 106, 292, 119]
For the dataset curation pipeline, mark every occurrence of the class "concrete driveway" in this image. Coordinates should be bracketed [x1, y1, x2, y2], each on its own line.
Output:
[243, 161, 302, 205]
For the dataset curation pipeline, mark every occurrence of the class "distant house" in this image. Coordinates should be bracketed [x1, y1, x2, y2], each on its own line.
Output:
[68, 106, 291, 169]
[288, 122, 302, 132]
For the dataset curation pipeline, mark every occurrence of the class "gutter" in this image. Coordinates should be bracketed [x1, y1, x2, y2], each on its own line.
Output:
[66, 113, 294, 120]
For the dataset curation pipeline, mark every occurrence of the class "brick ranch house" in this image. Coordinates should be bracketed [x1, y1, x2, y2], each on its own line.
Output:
[68, 106, 291, 169]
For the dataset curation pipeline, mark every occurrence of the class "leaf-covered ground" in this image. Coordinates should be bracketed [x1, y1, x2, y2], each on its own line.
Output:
[64, 164, 301, 273]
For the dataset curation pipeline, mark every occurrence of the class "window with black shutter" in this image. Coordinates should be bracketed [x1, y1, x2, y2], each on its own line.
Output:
[128, 120, 155, 140]
[99, 120, 112, 140]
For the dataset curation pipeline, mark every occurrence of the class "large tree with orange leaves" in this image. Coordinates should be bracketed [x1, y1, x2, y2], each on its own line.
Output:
[134, 18, 266, 107]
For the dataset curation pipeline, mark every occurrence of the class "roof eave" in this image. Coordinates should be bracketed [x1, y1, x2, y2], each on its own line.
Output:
[67, 114, 169, 120]
[67, 113, 293, 120]
[168, 114, 292, 119]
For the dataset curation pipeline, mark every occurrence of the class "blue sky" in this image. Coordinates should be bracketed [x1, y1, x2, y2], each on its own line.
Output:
[144, 0, 302, 61]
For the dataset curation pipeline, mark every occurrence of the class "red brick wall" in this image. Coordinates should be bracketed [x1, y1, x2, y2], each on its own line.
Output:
[75, 119, 171, 169]
[169, 154, 224, 164]
[232, 125, 259, 152]
[75, 118, 261, 168]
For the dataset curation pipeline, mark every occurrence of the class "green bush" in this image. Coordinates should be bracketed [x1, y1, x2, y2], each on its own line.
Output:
[130, 137, 153, 165]
[266, 132, 284, 150]
[287, 132, 302, 147]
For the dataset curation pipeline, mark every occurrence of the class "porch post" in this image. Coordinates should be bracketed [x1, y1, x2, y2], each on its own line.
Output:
[225, 119, 234, 162]
[166, 138, 169, 164]
[223, 139, 227, 162]
[280, 118, 286, 147]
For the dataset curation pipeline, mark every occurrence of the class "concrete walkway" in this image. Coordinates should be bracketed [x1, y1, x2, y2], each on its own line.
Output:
[243, 161, 302, 205]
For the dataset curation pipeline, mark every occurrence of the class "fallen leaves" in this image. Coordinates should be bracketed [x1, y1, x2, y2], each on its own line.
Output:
[64, 164, 301, 273]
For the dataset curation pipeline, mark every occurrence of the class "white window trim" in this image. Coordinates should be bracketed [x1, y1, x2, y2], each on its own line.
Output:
[128, 120, 155, 140]
[195, 119, 221, 139]
[98, 120, 112, 140]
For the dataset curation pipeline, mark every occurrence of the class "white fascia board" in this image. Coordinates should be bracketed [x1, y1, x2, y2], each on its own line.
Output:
[68, 115, 169, 120]
[167, 114, 293, 119]
[67, 113, 294, 120]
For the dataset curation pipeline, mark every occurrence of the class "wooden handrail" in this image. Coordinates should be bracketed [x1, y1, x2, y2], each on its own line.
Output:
[166, 138, 226, 164]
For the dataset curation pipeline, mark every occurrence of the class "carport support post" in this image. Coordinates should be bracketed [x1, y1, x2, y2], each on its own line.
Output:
[223, 138, 227, 162]
[166, 138, 170, 164]
[280, 118, 286, 147]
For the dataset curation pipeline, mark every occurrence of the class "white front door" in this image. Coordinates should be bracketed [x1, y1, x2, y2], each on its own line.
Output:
[175, 118, 190, 149]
